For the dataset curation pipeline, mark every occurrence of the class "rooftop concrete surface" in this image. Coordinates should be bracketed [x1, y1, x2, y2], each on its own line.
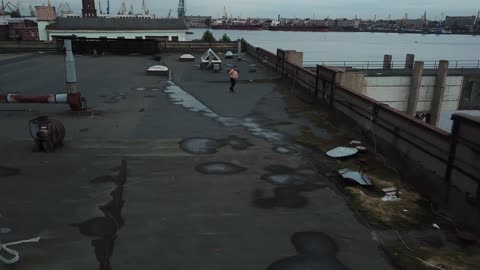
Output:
[0, 53, 394, 269]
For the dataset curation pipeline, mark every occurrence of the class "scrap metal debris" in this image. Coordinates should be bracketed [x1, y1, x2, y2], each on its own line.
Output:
[382, 187, 398, 197]
[381, 195, 400, 201]
[337, 168, 373, 186]
[326, 147, 358, 158]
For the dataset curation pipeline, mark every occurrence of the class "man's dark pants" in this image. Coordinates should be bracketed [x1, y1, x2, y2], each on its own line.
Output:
[229, 78, 236, 92]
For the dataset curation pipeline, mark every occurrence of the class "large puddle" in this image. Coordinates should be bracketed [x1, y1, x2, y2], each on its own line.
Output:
[253, 165, 326, 209]
[267, 232, 349, 270]
[179, 136, 253, 155]
[195, 162, 247, 175]
[164, 82, 289, 143]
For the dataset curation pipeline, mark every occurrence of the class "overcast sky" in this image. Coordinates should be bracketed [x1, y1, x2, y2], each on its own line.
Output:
[21, 0, 480, 20]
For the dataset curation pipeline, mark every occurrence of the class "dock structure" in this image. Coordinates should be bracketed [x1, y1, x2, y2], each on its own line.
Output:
[0, 39, 479, 269]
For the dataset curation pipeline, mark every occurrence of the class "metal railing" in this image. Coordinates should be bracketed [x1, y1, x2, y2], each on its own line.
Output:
[303, 60, 480, 70]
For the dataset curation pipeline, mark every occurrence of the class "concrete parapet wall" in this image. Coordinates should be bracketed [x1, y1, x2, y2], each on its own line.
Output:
[0, 40, 238, 54]
[447, 114, 480, 228]
[243, 41, 480, 233]
[0, 41, 58, 52]
[363, 76, 462, 112]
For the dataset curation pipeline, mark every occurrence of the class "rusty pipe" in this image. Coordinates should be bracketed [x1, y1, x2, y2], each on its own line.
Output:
[0, 94, 68, 104]
[0, 93, 86, 111]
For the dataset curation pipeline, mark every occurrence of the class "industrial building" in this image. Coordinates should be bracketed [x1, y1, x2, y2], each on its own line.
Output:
[444, 16, 478, 31]
[32, 0, 188, 41]
[0, 15, 38, 41]
[46, 17, 187, 41]
[186, 15, 211, 28]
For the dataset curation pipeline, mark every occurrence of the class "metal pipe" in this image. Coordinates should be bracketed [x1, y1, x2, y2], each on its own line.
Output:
[0, 92, 85, 111]
[64, 39, 77, 94]
[237, 39, 241, 55]
[0, 94, 68, 104]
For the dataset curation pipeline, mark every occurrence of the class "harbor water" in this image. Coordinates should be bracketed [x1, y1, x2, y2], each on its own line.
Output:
[187, 29, 480, 63]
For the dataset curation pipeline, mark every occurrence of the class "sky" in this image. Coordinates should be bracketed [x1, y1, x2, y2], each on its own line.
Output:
[15, 0, 480, 20]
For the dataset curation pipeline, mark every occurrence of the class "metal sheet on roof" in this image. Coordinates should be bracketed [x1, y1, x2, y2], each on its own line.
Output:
[338, 168, 373, 186]
[326, 147, 358, 158]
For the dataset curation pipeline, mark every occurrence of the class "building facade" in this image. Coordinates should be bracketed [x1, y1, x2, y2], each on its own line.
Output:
[335, 18, 360, 29]
[186, 16, 211, 28]
[35, 6, 57, 41]
[82, 0, 97, 17]
[46, 17, 188, 41]
[444, 16, 476, 31]
[8, 20, 39, 41]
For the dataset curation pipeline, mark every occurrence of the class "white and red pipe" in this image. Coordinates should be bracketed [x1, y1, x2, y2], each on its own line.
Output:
[0, 40, 86, 111]
[0, 93, 85, 111]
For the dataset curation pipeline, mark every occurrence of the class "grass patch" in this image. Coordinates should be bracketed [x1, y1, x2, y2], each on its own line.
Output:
[345, 186, 429, 228]
[387, 244, 480, 270]
[284, 86, 431, 228]
[280, 89, 316, 116]
[295, 127, 341, 153]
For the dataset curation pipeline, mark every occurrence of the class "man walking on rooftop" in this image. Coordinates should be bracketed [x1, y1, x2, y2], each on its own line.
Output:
[228, 66, 239, 93]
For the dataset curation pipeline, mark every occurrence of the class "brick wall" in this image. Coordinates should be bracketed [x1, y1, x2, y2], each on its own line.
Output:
[35, 6, 56, 21]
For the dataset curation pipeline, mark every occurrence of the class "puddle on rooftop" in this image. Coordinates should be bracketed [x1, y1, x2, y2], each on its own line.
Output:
[254, 165, 327, 209]
[253, 187, 309, 209]
[104, 94, 127, 104]
[195, 162, 247, 175]
[262, 173, 307, 186]
[180, 138, 224, 154]
[261, 165, 322, 187]
[267, 232, 349, 270]
[0, 228, 12, 234]
[291, 232, 338, 257]
[164, 81, 289, 144]
[0, 166, 20, 177]
[272, 145, 298, 154]
[179, 136, 253, 155]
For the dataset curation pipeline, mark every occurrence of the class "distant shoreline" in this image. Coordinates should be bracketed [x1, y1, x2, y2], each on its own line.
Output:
[191, 27, 480, 36]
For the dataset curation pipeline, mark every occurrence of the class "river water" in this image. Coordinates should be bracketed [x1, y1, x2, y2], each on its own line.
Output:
[187, 29, 480, 63]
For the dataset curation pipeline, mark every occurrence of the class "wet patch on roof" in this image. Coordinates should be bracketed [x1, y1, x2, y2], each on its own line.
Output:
[252, 187, 308, 209]
[262, 173, 308, 186]
[272, 145, 298, 154]
[0, 166, 20, 177]
[220, 136, 254, 150]
[180, 138, 225, 154]
[261, 165, 321, 187]
[71, 160, 127, 270]
[164, 81, 290, 144]
[179, 136, 254, 155]
[195, 162, 247, 175]
[291, 232, 339, 257]
[104, 93, 127, 104]
[267, 232, 349, 270]
[254, 165, 326, 209]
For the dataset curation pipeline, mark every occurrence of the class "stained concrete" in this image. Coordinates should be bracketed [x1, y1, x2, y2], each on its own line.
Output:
[0, 53, 394, 269]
